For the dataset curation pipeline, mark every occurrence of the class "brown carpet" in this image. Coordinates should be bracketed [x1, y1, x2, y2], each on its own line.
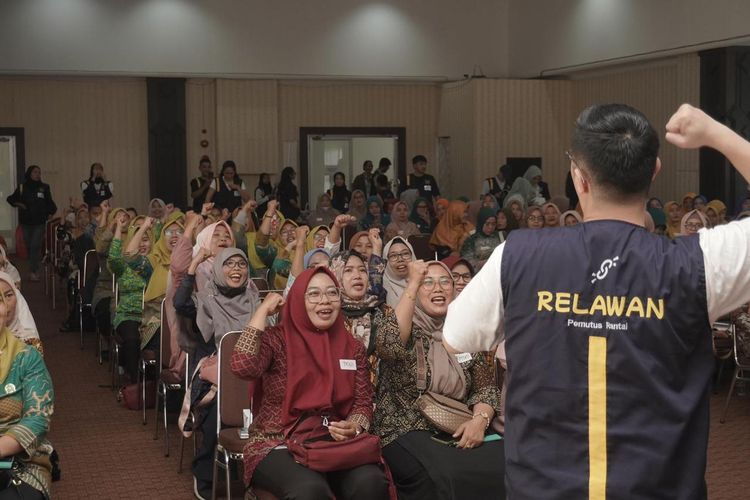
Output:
[20, 266, 750, 499]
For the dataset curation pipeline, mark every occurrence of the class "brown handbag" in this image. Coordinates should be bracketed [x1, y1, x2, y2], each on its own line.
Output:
[414, 340, 473, 434]
[285, 414, 383, 473]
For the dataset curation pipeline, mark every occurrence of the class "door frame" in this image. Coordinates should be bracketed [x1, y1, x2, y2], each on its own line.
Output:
[299, 127, 406, 208]
[0, 128, 25, 181]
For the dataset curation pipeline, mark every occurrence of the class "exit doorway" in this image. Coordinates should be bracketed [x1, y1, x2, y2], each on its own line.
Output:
[299, 127, 406, 209]
[0, 128, 24, 253]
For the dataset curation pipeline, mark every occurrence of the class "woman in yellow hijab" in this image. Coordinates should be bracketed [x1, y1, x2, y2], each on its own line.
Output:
[0, 297, 54, 499]
[126, 210, 184, 348]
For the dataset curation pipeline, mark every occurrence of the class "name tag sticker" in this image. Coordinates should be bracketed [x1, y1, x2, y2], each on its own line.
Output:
[455, 353, 472, 363]
[37, 192, 44, 199]
[424, 185, 432, 192]
[339, 359, 356, 371]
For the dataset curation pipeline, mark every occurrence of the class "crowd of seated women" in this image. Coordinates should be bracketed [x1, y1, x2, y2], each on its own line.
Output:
[6, 155, 749, 500]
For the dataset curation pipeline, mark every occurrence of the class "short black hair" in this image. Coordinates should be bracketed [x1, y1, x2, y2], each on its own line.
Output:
[375, 174, 389, 187]
[570, 104, 659, 200]
[379, 157, 392, 168]
[412, 155, 427, 165]
[199, 156, 211, 166]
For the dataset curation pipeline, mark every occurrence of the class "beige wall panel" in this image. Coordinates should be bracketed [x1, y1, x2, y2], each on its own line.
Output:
[186, 79, 217, 189]
[473, 79, 574, 199]
[438, 81, 476, 199]
[571, 54, 701, 203]
[278, 81, 440, 185]
[0, 77, 149, 212]
[215, 80, 279, 182]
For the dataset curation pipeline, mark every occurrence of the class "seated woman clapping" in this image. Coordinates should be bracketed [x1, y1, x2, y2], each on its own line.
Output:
[231, 268, 391, 500]
[0, 299, 54, 500]
[373, 260, 504, 500]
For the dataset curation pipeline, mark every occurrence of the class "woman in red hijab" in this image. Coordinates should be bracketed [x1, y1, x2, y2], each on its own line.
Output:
[231, 267, 390, 499]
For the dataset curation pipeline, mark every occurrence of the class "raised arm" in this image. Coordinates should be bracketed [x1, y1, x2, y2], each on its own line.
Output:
[395, 260, 427, 345]
[126, 217, 154, 256]
[231, 293, 284, 380]
[290, 225, 310, 278]
[666, 104, 750, 183]
[443, 244, 505, 353]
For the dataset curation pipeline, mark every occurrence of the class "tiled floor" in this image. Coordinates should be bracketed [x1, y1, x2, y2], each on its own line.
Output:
[22, 267, 750, 499]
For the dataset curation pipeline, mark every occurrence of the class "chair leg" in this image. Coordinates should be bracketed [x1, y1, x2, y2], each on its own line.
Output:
[111, 344, 120, 393]
[141, 361, 147, 425]
[211, 448, 220, 500]
[154, 384, 161, 440]
[97, 330, 103, 365]
[224, 451, 232, 500]
[178, 432, 186, 473]
[721, 366, 740, 423]
[52, 273, 56, 310]
[163, 389, 170, 457]
[79, 303, 84, 350]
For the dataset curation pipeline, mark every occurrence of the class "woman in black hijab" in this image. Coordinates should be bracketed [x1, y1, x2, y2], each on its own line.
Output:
[276, 166, 301, 222]
[7, 165, 57, 281]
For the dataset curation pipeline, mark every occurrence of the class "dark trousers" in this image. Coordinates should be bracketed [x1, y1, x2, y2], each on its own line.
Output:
[193, 399, 217, 485]
[94, 298, 111, 343]
[253, 449, 389, 500]
[22, 224, 45, 273]
[117, 320, 141, 383]
[0, 476, 45, 500]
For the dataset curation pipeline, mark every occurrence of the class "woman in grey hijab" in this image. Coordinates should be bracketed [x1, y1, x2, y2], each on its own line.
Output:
[196, 247, 260, 348]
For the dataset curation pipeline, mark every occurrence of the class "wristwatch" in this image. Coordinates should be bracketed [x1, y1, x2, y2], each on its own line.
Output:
[473, 411, 490, 430]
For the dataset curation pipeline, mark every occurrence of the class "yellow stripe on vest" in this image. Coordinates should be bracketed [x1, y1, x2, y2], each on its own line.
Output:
[589, 336, 607, 500]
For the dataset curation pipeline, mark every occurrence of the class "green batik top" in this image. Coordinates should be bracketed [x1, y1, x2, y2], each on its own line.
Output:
[0, 345, 55, 496]
[108, 238, 150, 329]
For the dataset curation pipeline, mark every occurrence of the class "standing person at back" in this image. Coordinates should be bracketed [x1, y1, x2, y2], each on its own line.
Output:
[352, 160, 376, 197]
[189, 156, 214, 213]
[7, 165, 57, 282]
[443, 103, 750, 499]
[205, 160, 249, 212]
[482, 164, 510, 207]
[403, 155, 440, 208]
[81, 162, 114, 208]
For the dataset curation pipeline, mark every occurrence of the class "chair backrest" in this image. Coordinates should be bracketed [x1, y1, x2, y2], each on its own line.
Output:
[159, 298, 172, 369]
[44, 218, 61, 255]
[81, 249, 99, 290]
[251, 277, 269, 293]
[216, 331, 250, 431]
[408, 234, 437, 261]
[732, 314, 750, 368]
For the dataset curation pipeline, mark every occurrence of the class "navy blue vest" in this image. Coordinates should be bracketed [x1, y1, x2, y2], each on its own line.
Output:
[501, 221, 711, 499]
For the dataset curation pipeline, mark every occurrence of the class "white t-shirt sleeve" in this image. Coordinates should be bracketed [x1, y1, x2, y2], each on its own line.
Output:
[699, 218, 750, 323]
[481, 179, 491, 195]
[324, 236, 341, 254]
[108, 181, 114, 194]
[443, 242, 505, 353]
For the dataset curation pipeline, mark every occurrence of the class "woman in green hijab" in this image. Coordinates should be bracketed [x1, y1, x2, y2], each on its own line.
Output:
[460, 207, 504, 271]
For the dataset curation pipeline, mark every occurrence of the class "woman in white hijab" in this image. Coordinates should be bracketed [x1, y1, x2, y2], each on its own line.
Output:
[0, 271, 40, 352]
[0, 245, 21, 289]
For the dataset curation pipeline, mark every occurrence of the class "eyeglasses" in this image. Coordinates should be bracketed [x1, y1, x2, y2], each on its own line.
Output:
[313, 232, 327, 242]
[527, 215, 544, 222]
[164, 228, 185, 237]
[564, 150, 578, 166]
[417, 205, 428, 210]
[684, 222, 704, 231]
[422, 276, 454, 291]
[452, 272, 472, 283]
[387, 250, 413, 262]
[305, 287, 341, 304]
[223, 258, 248, 270]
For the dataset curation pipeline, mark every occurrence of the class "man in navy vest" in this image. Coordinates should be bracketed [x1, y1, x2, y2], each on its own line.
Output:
[443, 103, 750, 499]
